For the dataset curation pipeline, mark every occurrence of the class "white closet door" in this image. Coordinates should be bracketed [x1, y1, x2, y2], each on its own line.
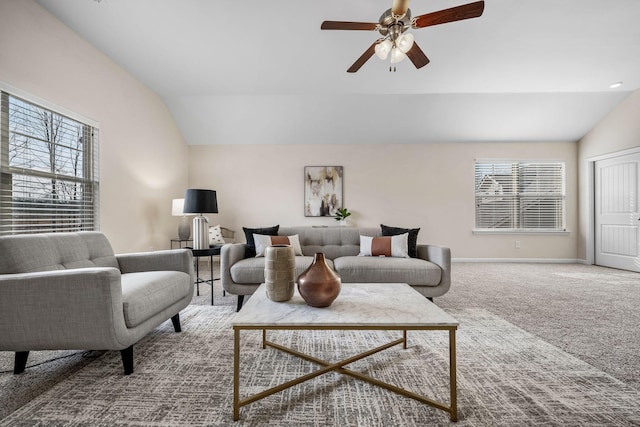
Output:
[595, 152, 640, 272]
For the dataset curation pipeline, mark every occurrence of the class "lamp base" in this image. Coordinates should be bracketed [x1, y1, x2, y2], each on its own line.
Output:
[178, 216, 191, 240]
[192, 215, 210, 250]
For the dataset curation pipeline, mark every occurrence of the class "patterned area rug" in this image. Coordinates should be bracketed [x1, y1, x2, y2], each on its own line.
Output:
[2, 303, 639, 426]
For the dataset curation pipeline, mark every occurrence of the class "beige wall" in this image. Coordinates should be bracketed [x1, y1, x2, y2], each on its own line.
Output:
[577, 90, 640, 260]
[7, 0, 614, 259]
[0, 1, 189, 253]
[189, 142, 578, 260]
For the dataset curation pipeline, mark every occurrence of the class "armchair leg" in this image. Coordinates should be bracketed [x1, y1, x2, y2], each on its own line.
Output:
[171, 313, 182, 332]
[121, 345, 134, 375]
[236, 295, 245, 312]
[14, 351, 29, 374]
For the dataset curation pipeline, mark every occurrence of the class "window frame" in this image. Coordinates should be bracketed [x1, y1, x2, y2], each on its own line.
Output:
[0, 85, 99, 235]
[473, 159, 567, 235]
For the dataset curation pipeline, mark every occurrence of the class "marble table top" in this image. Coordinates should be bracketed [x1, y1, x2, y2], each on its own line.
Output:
[232, 283, 458, 328]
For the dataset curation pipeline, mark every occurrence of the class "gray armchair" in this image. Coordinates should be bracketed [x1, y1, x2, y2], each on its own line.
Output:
[0, 232, 194, 375]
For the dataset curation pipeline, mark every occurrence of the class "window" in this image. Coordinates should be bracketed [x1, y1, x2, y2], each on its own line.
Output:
[474, 161, 565, 232]
[0, 91, 99, 235]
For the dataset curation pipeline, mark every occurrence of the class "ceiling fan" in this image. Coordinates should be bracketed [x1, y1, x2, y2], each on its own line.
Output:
[321, 0, 485, 72]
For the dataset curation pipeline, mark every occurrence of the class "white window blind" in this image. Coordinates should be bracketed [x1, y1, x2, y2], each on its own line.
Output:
[474, 161, 565, 232]
[0, 91, 99, 235]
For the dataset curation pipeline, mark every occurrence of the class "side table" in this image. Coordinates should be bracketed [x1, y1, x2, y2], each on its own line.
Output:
[188, 245, 223, 305]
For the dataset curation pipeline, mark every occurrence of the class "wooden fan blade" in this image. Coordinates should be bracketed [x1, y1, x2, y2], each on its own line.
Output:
[406, 42, 430, 69]
[392, 0, 411, 16]
[412, 1, 485, 29]
[347, 42, 377, 73]
[321, 21, 378, 31]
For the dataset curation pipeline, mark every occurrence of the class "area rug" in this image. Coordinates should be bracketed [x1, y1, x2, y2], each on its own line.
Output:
[2, 303, 639, 426]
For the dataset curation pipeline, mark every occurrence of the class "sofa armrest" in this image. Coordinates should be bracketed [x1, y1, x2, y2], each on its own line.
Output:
[416, 244, 451, 289]
[117, 249, 193, 279]
[0, 268, 130, 350]
[220, 243, 247, 292]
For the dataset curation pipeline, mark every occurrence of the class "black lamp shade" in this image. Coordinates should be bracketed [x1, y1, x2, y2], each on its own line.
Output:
[183, 189, 218, 214]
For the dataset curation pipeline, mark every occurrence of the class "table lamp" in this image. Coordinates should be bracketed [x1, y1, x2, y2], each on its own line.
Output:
[183, 189, 218, 250]
[171, 198, 191, 240]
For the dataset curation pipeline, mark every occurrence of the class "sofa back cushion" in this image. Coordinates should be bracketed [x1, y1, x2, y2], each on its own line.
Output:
[0, 232, 119, 274]
[278, 227, 380, 260]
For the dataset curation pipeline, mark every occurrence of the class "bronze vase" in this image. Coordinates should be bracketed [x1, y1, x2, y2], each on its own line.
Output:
[297, 252, 341, 307]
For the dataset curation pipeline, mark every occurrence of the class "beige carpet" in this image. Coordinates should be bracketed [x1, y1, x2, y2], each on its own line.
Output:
[1, 262, 639, 425]
[437, 262, 640, 390]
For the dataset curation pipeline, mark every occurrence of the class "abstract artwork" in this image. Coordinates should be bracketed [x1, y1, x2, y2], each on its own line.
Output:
[304, 166, 343, 217]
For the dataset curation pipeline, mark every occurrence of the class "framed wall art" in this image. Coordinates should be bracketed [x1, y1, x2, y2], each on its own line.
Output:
[304, 166, 343, 217]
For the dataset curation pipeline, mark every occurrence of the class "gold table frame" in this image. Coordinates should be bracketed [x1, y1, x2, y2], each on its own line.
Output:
[233, 324, 458, 422]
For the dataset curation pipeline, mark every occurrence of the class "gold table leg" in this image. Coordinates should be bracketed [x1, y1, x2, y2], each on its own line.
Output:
[233, 328, 240, 421]
[266, 338, 451, 412]
[450, 328, 457, 421]
[233, 327, 457, 422]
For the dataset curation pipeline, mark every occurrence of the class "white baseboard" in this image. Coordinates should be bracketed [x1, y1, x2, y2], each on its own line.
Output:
[453, 258, 589, 264]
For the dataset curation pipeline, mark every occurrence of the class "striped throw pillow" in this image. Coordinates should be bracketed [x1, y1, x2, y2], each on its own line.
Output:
[254, 234, 303, 257]
[358, 233, 409, 258]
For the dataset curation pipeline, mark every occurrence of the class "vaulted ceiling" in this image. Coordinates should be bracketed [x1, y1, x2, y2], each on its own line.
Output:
[36, 0, 640, 145]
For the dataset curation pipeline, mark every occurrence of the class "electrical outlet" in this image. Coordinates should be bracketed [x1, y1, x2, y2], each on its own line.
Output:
[515, 241, 521, 249]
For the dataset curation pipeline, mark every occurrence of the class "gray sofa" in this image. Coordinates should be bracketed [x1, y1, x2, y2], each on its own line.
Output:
[0, 232, 194, 375]
[221, 226, 451, 310]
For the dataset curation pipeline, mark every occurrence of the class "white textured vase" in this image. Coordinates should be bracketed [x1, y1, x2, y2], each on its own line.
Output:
[264, 245, 295, 302]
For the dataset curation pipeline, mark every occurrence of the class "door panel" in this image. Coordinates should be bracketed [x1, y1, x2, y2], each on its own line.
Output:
[595, 153, 640, 272]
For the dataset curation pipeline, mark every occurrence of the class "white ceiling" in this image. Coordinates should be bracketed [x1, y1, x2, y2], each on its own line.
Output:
[36, 0, 640, 145]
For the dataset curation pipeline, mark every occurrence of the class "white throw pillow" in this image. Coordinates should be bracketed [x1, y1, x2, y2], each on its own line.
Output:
[254, 234, 303, 257]
[358, 233, 409, 258]
[209, 225, 226, 245]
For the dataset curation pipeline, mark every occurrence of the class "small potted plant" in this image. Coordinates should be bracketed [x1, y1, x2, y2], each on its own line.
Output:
[334, 208, 352, 226]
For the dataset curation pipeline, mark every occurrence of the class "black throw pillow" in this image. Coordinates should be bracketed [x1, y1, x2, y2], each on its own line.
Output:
[242, 225, 280, 258]
[380, 224, 420, 258]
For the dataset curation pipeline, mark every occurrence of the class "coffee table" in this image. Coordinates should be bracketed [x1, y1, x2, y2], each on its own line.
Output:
[232, 283, 459, 421]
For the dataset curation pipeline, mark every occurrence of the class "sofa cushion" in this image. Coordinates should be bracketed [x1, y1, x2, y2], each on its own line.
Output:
[230, 256, 335, 284]
[381, 224, 421, 258]
[278, 227, 380, 259]
[358, 234, 409, 258]
[121, 271, 191, 328]
[0, 232, 119, 274]
[242, 225, 279, 258]
[333, 256, 441, 286]
[254, 234, 303, 256]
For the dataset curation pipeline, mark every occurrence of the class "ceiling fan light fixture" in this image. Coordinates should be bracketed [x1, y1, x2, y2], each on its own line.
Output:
[390, 47, 406, 64]
[397, 33, 414, 53]
[375, 39, 393, 60]
[321, 0, 486, 72]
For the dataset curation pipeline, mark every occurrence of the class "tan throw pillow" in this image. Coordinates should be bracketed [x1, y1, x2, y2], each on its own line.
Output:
[254, 234, 303, 257]
[358, 233, 409, 258]
[209, 225, 226, 245]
